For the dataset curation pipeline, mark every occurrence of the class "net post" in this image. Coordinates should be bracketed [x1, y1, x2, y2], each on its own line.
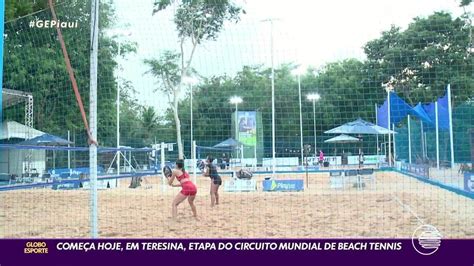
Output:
[192, 140, 197, 184]
[89, 0, 100, 238]
[161, 142, 166, 192]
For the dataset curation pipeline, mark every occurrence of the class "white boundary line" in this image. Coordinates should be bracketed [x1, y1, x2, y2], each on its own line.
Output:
[390, 193, 425, 225]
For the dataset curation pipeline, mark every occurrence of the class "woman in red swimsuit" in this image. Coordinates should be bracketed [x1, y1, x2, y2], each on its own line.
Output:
[168, 159, 198, 220]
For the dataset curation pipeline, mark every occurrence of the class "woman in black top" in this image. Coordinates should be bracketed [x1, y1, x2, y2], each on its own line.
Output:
[204, 156, 222, 207]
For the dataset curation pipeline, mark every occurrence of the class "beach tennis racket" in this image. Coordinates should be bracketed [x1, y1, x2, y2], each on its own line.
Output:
[162, 165, 172, 178]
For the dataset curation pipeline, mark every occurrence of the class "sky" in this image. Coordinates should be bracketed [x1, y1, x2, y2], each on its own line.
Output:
[110, 0, 468, 112]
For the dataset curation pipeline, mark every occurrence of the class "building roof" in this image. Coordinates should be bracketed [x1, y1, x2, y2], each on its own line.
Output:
[0, 121, 44, 140]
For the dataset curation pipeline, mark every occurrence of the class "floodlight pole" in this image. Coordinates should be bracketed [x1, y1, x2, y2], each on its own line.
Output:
[235, 103, 238, 165]
[262, 18, 277, 175]
[312, 100, 317, 156]
[116, 42, 121, 176]
[271, 20, 276, 176]
[235, 103, 238, 144]
[298, 74, 303, 166]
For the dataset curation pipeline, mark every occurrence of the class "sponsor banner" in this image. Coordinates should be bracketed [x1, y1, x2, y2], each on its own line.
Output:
[81, 179, 118, 189]
[224, 179, 256, 192]
[400, 163, 429, 178]
[238, 111, 257, 146]
[1, 239, 473, 266]
[262, 179, 304, 192]
[48, 166, 105, 177]
[52, 182, 80, 190]
[464, 172, 474, 193]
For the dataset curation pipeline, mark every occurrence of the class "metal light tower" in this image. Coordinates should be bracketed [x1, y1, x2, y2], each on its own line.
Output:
[230, 96, 243, 164]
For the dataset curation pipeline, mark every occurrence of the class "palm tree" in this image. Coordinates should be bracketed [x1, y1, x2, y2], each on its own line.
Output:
[140, 106, 158, 145]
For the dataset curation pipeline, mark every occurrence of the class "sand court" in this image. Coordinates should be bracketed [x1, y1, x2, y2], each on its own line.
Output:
[1, 171, 473, 238]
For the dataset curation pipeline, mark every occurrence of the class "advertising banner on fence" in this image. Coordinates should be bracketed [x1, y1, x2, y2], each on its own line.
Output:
[464, 172, 474, 193]
[400, 163, 429, 178]
[238, 111, 256, 146]
[262, 179, 304, 192]
[224, 179, 256, 192]
[81, 179, 118, 189]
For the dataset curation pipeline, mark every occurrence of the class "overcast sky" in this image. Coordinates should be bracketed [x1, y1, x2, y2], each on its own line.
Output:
[111, 0, 468, 111]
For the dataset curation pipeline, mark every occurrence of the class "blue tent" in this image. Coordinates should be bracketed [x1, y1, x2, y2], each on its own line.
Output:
[213, 138, 244, 149]
[377, 92, 413, 129]
[377, 90, 450, 130]
[19, 133, 73, 146]
[411, 103, 433, 125]
[422, 93, 450, 130]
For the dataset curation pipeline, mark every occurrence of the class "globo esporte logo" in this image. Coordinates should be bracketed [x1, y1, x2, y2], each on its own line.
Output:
[24, 241, 48, 254]
[411, 225, 442, 255]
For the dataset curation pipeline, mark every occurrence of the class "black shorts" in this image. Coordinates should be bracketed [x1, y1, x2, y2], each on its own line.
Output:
[212, 179, 222, 186]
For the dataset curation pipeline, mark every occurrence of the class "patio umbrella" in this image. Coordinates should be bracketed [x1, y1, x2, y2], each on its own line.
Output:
[324, 134, 361, 158]
[324, 118, 395, 135]
[324, 134, 360, 143]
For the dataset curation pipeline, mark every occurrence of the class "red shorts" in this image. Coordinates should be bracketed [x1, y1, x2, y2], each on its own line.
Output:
[180, 181, 197, 196]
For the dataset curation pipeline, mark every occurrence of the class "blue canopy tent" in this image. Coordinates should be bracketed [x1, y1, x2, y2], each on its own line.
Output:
[376, 88, 454, 168]
[196, 138, 245, 166]
[18, 133, 73, 146]
[18, 133, 74, 171]
[213, 138, 244, 149]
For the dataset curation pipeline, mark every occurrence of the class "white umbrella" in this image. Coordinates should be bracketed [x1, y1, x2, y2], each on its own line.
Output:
[324, 134, 360, 143]
[325, 118, 396, 135]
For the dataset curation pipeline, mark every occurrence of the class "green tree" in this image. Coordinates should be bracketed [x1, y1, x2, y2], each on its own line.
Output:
[140, 106, 159, 144]
[146, 0, 243, 159]
[364, 12, 473, 105]
[3, 0, 134, 148]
